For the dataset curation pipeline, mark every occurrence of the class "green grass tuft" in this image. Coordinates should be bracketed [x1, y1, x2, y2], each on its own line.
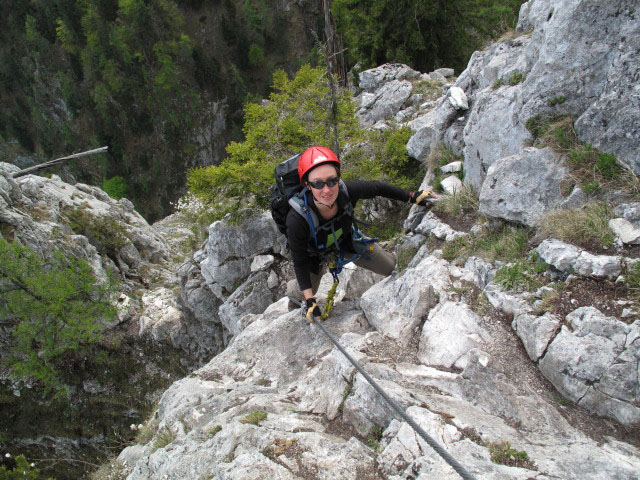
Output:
[539, 202, 615, 251]
[240, 410, 268, 425]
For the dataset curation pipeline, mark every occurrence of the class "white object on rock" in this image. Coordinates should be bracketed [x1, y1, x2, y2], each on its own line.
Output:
[609, 218, 640, 244]
[440, 175, 463, 194]
[250, 254, 275, 272]
[448, 86, 469, 110]
[440, 161, 463, 173]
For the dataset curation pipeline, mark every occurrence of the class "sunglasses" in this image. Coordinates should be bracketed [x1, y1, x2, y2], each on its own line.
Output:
[307, 176, 340, 190]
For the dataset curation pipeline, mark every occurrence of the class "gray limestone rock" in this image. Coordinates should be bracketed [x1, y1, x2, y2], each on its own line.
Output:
[217, 271, 275, 337]
[357, 80, 414, 127]
[358, 63, 421, 92]
[478, 147, 567, 226]
[360, 255, 452, 345]
[536, 239, 622, 278]
[512, 312, 561, 361]
[418, 301, 489, 369]
[435, 0, 640, 188]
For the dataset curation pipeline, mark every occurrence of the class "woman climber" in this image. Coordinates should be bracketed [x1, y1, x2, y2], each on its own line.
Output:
[285, 145, 436, 321]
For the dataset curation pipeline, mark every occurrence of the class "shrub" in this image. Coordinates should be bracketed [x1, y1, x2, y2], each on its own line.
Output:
[0, 238, 117, 398]
[248, 44, 265, 68]
[492, 78, 504, 89]
[65, 208, 129, 255]
[538, 202, 615, 250]
[0, 455, 51, 480]
[102, 176, 128, 200]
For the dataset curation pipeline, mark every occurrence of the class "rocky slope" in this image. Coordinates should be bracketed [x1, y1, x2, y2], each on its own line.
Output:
[111, 1, 640, 478]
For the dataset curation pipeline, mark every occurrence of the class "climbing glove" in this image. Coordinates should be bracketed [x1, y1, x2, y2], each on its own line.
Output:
[409, 189, 436, 209]
[305, 297, 322, 323]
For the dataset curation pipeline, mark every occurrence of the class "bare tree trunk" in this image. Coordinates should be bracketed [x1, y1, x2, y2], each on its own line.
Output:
[322, 0, 347, 87]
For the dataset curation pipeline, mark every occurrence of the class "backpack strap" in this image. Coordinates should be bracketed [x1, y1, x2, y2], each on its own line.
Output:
[289, 188, 323, 249]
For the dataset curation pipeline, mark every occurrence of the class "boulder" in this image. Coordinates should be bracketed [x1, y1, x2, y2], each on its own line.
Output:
[448, 86, 469, 110]
[512, 312, 561, 361]
[360, 255, 452, 345]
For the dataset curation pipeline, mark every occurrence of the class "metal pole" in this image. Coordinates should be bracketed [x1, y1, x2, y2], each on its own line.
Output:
[12, 146, 109, 178]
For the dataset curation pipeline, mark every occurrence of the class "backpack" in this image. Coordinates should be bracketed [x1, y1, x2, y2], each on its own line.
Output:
[269, 153, 352, 249]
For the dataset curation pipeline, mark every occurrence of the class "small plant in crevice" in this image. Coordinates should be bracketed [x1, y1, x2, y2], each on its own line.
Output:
[492, 77, 504, 89]
[525, 115, 638, 197]
[494, 252, 549, 293]
[507, 70, 526, 85]
[531, 284, 564, 315]
[89, 456, 130, 480]
[623, 261, 640, 303]
[366, 425, 384, 452]
[432, 184, 479, 218]
[262, 438, 297, 459]
[207, 425, 222, 436]
[487, 440, 535, 469]
[337, 382, 353, 415]
[547, 95, 566, 106]
[442, 224, 532, 265]
[396, 245, 420, 272]
[239, 409, 268, 425]
[152, 426, 177, 451]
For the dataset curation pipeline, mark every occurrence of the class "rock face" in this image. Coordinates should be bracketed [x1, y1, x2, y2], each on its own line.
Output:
[118, 249, 640, 479]
[433, 0, 640, 191]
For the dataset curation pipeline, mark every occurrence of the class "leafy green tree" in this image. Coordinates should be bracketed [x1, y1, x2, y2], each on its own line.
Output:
[0, 238, 117, 399]
[187, 65, 363, 213]
[333, 0, 525, 73]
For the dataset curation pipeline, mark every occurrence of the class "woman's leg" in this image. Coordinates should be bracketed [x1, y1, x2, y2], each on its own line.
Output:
[353, 243, 396, 276]
[286, 266, 326, 309]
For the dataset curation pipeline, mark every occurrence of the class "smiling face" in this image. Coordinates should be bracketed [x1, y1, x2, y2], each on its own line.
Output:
[306, 164, 340, 207]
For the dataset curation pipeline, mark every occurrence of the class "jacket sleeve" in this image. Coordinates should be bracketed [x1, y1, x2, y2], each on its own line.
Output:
[286, 210, 315, 292]
[343, 179, 412, 204]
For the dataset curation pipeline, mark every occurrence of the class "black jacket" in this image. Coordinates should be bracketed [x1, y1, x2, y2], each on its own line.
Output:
[286, 179, 410, 291]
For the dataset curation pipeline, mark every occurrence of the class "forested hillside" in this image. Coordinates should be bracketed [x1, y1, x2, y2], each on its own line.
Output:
[0, 0, 524, 221]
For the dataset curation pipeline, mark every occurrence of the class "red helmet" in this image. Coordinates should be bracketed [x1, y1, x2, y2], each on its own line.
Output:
[298, 146, 341, 181]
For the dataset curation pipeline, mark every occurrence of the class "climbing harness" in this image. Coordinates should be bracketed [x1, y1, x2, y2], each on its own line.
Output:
[311, 318, 478, 480]
[321, 228, 377, 319]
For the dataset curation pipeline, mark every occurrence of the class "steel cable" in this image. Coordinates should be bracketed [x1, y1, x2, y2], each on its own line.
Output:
[313, 319, 477, 480]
